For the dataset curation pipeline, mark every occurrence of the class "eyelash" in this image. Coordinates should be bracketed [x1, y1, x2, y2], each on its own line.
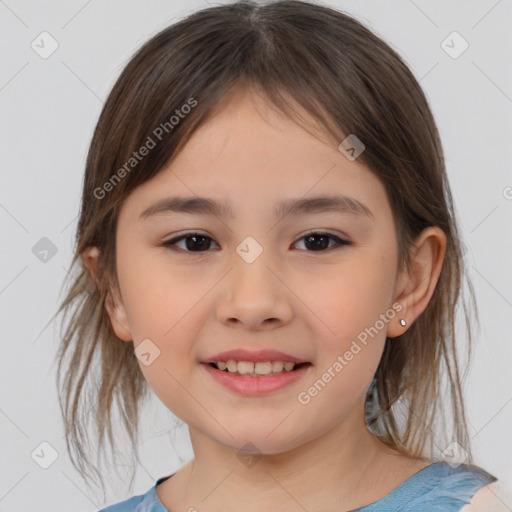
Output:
[161, 231, 352, 254]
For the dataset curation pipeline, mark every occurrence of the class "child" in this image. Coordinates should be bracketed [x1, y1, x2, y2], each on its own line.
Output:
[55, 1, 507, 510]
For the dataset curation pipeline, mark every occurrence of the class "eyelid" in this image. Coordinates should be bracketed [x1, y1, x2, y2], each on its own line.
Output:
[162, 232, 220, 251]
[299, 229, 348, 240]
[294, 230, 351, 251]
[161, 230, 352, 253]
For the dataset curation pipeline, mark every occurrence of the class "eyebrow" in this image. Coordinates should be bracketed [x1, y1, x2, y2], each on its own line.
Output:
[139, 195, 374, 221]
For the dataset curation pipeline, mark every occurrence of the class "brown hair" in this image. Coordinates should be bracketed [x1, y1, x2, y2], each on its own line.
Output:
[55, 0, 476, 498]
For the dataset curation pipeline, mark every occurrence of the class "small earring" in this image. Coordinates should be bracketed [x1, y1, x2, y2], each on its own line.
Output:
[400, 319, 407, 326]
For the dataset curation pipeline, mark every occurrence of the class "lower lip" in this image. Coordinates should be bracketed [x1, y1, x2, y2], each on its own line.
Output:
[201, 363, 312, 395]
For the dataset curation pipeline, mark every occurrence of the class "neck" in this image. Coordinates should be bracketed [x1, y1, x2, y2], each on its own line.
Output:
[173, 408, 397, 512]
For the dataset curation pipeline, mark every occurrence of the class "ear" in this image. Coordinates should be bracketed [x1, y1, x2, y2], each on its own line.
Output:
[81, 246, 133, 342]
[386, 226, 447, 338]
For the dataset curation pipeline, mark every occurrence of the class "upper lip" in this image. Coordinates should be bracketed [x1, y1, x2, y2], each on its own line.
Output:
[201, 348, 310, 364]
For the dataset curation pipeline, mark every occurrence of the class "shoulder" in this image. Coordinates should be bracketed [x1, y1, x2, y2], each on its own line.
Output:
[460, 481, 512, 512]
[98, 482, 162, 512]
[401, 462, 498, 511]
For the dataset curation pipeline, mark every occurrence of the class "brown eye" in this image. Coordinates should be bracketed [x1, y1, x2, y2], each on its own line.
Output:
[163, 233, 219, 252]
[293, 232, 351, 252]
[162, 231, 351, 254]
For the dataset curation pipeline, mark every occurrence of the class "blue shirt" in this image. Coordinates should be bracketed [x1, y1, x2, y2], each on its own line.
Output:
[98, 461, 497, 511]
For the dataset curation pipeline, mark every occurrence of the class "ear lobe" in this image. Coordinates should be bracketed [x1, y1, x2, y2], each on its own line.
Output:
[81, 246, 133, 343]
[386, 226, 447, 338]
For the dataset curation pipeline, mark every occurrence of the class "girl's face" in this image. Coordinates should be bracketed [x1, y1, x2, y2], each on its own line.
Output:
[109, 89, 406, 454]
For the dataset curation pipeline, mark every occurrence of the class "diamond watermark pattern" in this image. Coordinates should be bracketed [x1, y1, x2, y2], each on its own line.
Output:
[31, 441, 59, 469]
[441, 31, 469, 59]
[134, 338, 161, 366]
[31, 31, 59, 59]
[236, 442, 263, 468]
[338, 134, 365, 161]
[236, 236, 263, 264]
[32, 237, 58, 263]
[441, 441, 469, 468]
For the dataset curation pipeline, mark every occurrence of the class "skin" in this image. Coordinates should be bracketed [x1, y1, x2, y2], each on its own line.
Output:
[462, 482, 512, 511]
[83, 88, 447, 511]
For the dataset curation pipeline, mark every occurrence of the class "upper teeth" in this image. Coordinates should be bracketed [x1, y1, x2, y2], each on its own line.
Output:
[215, 360, 296, 375]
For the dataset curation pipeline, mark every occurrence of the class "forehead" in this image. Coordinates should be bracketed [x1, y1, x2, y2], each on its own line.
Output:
[119, 89, 392, 225]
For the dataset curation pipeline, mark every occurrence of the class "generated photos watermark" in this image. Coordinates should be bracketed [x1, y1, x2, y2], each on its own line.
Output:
[93, 97, 198, 200]
[297, 302, 403, 405]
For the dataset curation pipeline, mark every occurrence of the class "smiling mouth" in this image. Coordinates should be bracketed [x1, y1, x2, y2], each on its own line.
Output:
[206, 361, 312, 377]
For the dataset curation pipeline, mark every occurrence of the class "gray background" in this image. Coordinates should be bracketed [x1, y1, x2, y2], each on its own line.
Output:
[1, 0, 511, 510]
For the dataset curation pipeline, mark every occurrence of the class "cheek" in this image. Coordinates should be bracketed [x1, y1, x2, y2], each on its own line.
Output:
[294, 253, 396, 409]
[116, 243, 206, 339]
[116, 248, 211, 380]
[299, 253, 396, 344]
[294, 261, 394, 419]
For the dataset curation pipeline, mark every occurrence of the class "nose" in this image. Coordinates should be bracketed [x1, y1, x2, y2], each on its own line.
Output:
[215, 250, 294, 331]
